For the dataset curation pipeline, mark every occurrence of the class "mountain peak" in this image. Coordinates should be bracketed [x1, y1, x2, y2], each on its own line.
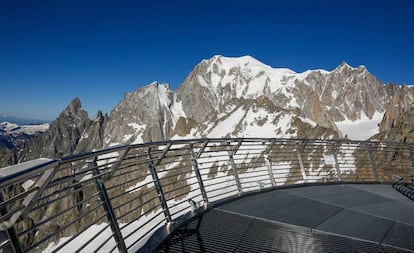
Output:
[207, 55, 270, 68]
[337, 61, 353, 70]
[65, 97, 82, 114]
[55, 97, 90, 124]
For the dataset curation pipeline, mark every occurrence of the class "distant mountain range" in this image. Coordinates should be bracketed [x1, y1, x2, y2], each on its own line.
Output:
[1, 55, 414, 167]
[0, 121, 49, 149]
[0, 115, 51, 125]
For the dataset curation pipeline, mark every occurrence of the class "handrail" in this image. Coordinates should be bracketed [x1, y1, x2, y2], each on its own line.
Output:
[0, 138, 413, 252]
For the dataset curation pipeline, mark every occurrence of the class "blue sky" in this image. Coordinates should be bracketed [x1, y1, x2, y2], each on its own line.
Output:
[1, 0, 413, 121]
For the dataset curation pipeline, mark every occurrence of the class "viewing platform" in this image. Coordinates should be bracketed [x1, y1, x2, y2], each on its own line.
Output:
[0, 138, 413, 252]
[156, 184, 414, 253]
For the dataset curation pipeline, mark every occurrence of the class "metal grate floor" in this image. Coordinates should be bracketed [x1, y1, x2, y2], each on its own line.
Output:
[156, 209, 411, 253]
[156, 184, 414, 253]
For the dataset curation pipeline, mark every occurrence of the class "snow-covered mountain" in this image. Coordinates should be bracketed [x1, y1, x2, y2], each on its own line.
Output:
[3, 55, 414, 167]
[0, 121, 49, 149]
[0, 121, 49, 135]
[0, 115, 49, 125]
[101, 55, 396, 147]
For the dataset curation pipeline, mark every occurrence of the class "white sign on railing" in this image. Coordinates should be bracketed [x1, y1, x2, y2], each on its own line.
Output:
[323, 154, 336, 165]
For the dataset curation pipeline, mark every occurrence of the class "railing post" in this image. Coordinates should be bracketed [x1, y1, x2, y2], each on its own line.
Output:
[367, 143, 379, 181]
[227, 142, 242, 195]
[410, 145, 414, 173]
[189, 144, 209, 206]
[103, 146, 131, 181]
[295, 142, 307, 183]
[0, 193, 23, 253]
[146, 148, 172, 223]
[90, 159, 127, 253]
[264, 154, 276, 187]
[331, 142, 342, 182]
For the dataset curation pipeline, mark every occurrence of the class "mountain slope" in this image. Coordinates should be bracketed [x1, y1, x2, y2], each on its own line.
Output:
[3, 55, 411, 167]
[372, 84, 414, 143]
[171, 56, 389, 140]
[103, 55, 395, 146]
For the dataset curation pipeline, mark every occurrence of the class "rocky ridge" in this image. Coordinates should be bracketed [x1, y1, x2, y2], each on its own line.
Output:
[2, 55, 413, 167]
[103, 55, 395, 146]
[373, 84, 414, 143]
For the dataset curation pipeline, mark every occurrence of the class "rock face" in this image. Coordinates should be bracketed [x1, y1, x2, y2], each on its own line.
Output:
[304, 63, 388, 121]
[75, 111, 107, 154]
[102, 55, 394, 147]
[103, 82, 178, 145]
[3, 55, 412, 167]
[17, 98, 94, 162]
[372, 84, 414, 143]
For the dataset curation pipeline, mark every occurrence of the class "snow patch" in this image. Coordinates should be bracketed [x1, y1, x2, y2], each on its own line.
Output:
[207, 107, 246, 137]
[299, 117, 317, 127]
[335, 111, 383, 140]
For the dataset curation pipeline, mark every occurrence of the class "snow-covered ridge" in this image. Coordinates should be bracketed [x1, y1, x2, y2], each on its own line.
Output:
[198, 55, 298, 97]
[105, 55, 392, 146]
[0, 121, 49, 135]
[0, 121, 49, 149]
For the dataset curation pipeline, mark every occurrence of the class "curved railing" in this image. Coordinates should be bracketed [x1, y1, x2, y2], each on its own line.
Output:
[0, 138, 413, 252]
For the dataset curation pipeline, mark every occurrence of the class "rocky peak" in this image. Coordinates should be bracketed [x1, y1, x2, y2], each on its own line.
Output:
[379, 85, 414, 132]
[373, 85, 414, 143]
[103, 81, 176, 145]
[66, 97, 82, 114]
[18, 98, 92, 161]
[176, 55, 297, 122]
[336, 61, 353, 71]
[302, 61, 389, 122]
[178, 56, 390, 127]
[75, 110, 107, 153]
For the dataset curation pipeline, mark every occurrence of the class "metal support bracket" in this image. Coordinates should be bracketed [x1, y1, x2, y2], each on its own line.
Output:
[147, 148, 172, 223]
[331, 142, 342, 182]
[0, 194, 24, 253]
[264, 141, 276, 187]
[195, 140, 209, 159]
[227, 143, 242, 195]
[367, 143, 379, 181]
[264, 154, 276, 187]
[231, 140, 243, 156]
[90, 159, 127, 253]
[189, 144, 209, 206]
[102, 146, 131, 182]
[153, 142, 173, 167]
[0, 166, 56, 231]
[410, 145, 414, 174]
[295, 142, 307, 183]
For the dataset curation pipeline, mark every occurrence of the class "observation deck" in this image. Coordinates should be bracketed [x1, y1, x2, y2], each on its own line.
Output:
[155, 184, 414, 253]
[0, 138, 413, 252]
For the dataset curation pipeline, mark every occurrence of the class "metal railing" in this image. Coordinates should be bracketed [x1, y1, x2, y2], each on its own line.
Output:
[0, 138, 413, 252]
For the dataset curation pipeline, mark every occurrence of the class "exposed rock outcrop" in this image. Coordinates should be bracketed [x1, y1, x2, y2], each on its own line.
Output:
[103, 82, 177, 145]
[18, 97, 92, 162]
[373, 85, 414, 142]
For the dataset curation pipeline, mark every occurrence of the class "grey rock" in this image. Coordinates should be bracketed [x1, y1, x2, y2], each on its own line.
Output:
[18, 97, 93, 162]
[104, 82, 175, 145]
